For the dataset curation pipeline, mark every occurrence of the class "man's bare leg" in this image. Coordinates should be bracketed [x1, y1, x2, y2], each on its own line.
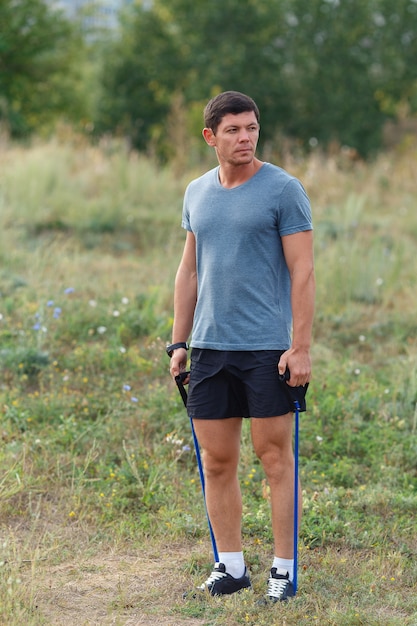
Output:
[251, 413, 300, 557]
[192, 417, 243, 553]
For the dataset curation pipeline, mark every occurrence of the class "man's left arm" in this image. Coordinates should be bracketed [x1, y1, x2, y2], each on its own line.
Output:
[280, 230, 315, 387]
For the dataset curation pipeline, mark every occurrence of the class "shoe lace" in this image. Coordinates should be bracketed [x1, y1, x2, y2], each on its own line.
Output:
[201, 568, 227, 588]
[267, 576, 289, 598]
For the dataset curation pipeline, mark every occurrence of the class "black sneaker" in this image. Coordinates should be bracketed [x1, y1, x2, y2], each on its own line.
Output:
[265, 568, 295, 603]
[187, 562, 251, 597]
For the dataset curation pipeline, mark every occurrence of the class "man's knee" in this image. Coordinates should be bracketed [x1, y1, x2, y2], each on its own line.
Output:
[202, 449, 239, 480]
[258, 447, 293, 483]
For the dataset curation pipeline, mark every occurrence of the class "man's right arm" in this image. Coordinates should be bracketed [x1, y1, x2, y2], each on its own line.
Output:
[170, 231, 197, 379]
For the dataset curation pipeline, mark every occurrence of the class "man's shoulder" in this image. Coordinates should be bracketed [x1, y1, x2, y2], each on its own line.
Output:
[260, 162, 297, 183]
[257, 163, 306, 199]
[186, 167, 218, 191]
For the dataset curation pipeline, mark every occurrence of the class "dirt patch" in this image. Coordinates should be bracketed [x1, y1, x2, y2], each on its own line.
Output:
[28, 550, 204, 626]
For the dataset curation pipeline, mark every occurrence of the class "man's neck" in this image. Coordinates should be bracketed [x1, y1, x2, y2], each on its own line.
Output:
[218, 158, 263, 189]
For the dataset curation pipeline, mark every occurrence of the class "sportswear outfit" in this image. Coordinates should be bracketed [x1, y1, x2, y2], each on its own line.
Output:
[181, 162, 312, 600]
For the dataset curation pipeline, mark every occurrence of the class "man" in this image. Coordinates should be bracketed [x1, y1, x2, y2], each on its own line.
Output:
[167, 91, 314, 603]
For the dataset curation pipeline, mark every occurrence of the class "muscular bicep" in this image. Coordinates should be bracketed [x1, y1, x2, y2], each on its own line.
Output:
[281, 230, 314, 277]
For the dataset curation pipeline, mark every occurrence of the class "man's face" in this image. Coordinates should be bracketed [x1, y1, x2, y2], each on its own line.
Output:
[203, 111, 260, 166]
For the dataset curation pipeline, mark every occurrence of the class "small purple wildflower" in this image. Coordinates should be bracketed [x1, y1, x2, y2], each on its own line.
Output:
[131, 397, 138, 403]
[123, 384, 131, 391]
[32, 323, 41, 331]
[47, 300, 54, 307]
[64, 287, 75, 294]
[53, 307, 62, 319]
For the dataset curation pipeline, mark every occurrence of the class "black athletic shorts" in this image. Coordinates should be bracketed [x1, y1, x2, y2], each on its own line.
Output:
[186, 349, 308, 419]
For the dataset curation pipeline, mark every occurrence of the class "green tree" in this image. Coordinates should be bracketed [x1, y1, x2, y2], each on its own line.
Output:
[97, 0, 417, 158]
[281, 0, 417, 154]
[95, 3, 184, 156]
[96, 0, 291, 156]
[0, 0, 87, 137]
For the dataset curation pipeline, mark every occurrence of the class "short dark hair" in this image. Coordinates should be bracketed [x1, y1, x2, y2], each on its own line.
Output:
[204, 91, 260, 134]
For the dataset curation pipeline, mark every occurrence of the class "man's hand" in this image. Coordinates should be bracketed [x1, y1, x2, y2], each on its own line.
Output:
[169, 348, 189, 383]
[278, 348, 311, 387]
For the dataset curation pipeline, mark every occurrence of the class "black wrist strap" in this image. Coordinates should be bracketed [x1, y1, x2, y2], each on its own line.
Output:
[166, 342, 189, 358]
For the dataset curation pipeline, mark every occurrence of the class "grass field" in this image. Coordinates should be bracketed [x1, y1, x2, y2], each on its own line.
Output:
[0, 135, 416, 625]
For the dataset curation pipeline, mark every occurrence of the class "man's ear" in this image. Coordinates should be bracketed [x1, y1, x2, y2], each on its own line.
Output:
[202, 127, 216, 147]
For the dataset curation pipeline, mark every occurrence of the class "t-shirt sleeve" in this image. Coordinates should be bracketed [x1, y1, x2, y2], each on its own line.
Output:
[278, 178, 313, 236]
[181, 185, 193, 232]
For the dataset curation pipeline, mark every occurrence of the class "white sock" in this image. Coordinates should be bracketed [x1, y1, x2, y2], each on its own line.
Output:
[272, 556, 294, 582]
[218, 551, 245, 579]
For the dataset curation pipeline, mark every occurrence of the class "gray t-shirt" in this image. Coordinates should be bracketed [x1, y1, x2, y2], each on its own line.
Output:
[182, 162, 313, 351]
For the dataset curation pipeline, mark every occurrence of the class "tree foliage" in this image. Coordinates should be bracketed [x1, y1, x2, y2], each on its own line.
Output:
[2, 0, 417, 156]
[0, 0, 87, 136]
[97, 0, 417, 157]
[96, 4, 184, 153]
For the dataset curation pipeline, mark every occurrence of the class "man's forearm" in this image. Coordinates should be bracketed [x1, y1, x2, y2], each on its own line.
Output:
[290, 268, 315, 351]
